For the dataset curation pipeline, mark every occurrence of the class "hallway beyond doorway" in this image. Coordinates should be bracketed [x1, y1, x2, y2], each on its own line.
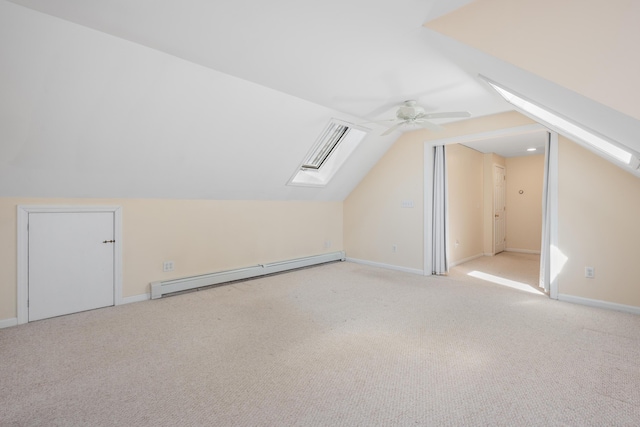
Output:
[448, 252, 542, 295]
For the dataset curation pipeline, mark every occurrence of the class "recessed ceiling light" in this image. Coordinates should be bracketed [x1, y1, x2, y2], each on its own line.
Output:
[527, 148, 537, 152]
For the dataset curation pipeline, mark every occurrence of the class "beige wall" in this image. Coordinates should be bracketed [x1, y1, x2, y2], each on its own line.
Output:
[344, 111, 534, 271]
[557, 138, 640, 306]
[6, 112, 640, 322]
[505, 155, 544, 252]
[446, 144, 484, 264]
[425, 0, 640, 308]
[426, 0, 640, 120]
[0, 198, 343, 321]
[346, 110, 640, 308]
[343, 133, 424, 270]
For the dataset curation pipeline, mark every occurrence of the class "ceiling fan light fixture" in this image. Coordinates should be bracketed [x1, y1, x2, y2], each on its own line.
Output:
[397, 100, 426, 120]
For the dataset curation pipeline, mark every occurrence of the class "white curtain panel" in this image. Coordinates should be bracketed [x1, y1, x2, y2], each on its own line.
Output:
[539, 134, 551, 291]
[432, 145, 448, 275]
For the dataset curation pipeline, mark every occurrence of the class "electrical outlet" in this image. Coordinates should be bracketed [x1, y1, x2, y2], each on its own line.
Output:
[324, 240, 332, 249]
[585, 267, 595, 279]
[392, 244, 397, 253]
[455, 240, 459, 248]
[163, 261, 174, 272]
[401, 200, 414, 208]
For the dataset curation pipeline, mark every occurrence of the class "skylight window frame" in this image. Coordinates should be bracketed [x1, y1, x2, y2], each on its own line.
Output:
[480, 75, 640, 171]
[287, 119, 369, 188]
[300, 122, 350, 170]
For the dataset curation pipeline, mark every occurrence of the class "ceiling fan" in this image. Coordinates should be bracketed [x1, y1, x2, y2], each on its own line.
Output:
[374, 100, 471, 136]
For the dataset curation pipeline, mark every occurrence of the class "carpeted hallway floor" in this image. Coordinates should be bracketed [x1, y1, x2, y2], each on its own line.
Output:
[449, 251, 543, 294]
[1, 256, 639, 426]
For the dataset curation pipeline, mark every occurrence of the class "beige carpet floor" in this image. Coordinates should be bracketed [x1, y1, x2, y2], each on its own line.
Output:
[1, 258, 640, 426]
[449, 251, 543, 294]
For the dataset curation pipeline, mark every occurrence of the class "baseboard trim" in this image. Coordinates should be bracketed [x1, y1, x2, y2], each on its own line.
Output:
[121, 293, 150, 305]
[506, 248, 541, 255]
[449, 253, 484, 268]
[557, 294, 640, 315]
[0, 318, 18, 329]
[346, 258, 424, 275]
[151, 251, 346, 299]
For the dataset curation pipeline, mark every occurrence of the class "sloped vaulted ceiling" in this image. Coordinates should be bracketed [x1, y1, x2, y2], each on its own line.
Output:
[424, 0, 640, 161]
[6, 0, 636, 200]
[426, 0, 640, 121]
[0, 0, 508, 201]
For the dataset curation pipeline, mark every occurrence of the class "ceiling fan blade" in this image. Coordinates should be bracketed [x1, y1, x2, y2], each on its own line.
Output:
[359, 118, 396, 125]
[381, 121, 406, 136]
[423, 111, 471, 119]
[415, 120, 444, 132]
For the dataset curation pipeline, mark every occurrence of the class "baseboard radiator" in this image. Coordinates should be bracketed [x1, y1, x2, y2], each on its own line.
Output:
[150, 251, 345, 299]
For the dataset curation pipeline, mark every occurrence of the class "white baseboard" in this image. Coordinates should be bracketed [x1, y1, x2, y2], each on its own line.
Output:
[0, 318, 18, 329]
[346, 258, 424, 275]
[449, 253, 484, 268]
[506, 248, 541, 255]
[557, 294, 640, 315]
[121, 293, 150, 305]
[1, 295, 149, 329]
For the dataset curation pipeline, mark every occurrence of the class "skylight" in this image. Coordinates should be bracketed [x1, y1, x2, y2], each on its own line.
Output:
[481, 76, 636, 166]
[301, 122, 349, 170]
[288, 119, 368, 187]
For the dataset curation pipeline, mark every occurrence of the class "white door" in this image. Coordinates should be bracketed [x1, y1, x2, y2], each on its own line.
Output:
[28, 212, 115, 321]
[493, 165, 506, 254]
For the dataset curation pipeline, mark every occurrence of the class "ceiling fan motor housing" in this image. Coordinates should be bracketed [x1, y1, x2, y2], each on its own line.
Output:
[397, 101, 425, 121]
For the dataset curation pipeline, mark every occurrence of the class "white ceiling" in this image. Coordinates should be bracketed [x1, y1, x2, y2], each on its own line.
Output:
[7, 0, 495, 121]
[0, 0, 516, 200]
[462, 129, 548, 158]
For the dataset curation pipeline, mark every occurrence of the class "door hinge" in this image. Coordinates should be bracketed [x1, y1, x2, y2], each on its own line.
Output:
[27, 299, 29, 308]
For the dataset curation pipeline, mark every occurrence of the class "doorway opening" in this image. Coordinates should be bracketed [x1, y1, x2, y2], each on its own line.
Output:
[424, 124, 558, 298]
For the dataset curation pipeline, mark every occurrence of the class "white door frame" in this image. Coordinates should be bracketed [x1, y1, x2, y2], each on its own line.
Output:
[547, 132, 560, 300]
[493, 164, 506, 254]
[16, 205, 123, 324]
[423, 124, 559, 298]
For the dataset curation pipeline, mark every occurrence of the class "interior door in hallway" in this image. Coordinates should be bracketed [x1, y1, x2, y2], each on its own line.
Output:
[494, 164, 506, 254]
[28, 212, 115, 321]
